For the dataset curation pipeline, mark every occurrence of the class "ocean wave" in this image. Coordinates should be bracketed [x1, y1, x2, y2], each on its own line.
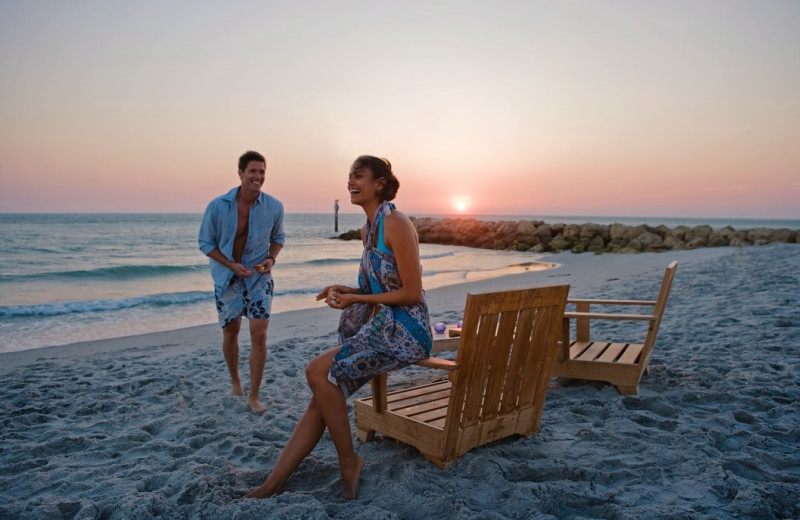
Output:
[0, 291, 213, 317]
[422, 260, 548, 278]
[0, 287, 322, 318]
[25, 246, 64, 255]
[301, 257, 360, 266]
[291, 253, 452, 266]
[0, 264, 208, 283]
[422, 269, 464, 277]
[420, 251, 455, 260]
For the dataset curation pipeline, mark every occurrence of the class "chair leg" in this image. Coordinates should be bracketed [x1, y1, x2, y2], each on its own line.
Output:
[371, 373, 388, 412]
[422, 453, 450, 470]
[616, 384, 639, 395]
[356, 428, 375, 443]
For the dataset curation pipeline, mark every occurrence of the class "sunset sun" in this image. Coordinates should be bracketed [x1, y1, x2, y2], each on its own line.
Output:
[451, 195, 471, 214]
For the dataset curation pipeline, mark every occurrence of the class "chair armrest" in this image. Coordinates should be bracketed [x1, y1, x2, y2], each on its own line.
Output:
[430, 337, 460, 353]
[568, 298, 657, 306]
[415, 357, 459, 371]
[564, 311, 656, 322]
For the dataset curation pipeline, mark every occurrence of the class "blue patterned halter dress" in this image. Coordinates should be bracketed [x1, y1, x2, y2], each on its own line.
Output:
[328, 201, 433, 397]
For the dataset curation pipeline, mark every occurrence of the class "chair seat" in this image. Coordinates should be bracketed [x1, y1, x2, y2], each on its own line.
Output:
[568, 341, 644, 364]
[358, 380, 451, 430]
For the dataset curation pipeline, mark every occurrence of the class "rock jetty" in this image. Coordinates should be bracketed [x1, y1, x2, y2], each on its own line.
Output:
[336, 218, 799, 254]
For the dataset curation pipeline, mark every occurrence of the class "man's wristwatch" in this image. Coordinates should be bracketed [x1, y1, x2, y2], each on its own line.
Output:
[266, 256, 276, 264]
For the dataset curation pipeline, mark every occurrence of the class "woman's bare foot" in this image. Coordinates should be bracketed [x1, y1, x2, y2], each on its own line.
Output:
[340, 455, 364, 499]
[249, 398, 266, 415]
[243, 482, 282, 499]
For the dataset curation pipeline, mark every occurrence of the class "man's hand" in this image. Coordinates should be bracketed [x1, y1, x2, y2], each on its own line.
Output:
[254, 257, 275, 274]
[232, 263, 254, 278]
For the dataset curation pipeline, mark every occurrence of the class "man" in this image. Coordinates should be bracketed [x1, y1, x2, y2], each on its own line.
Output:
[198, 150, 285, 414]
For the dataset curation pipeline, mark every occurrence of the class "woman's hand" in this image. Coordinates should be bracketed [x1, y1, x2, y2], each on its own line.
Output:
[317, 285, 358, 308]
[316, 285, 353, 301]
[324, 289, 357, 309]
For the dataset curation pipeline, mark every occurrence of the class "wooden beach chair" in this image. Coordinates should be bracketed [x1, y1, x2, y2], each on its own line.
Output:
[354, 285, 569, 469]
[550, 261, 678, 395]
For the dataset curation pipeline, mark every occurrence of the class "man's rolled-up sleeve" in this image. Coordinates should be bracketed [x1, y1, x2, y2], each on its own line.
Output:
[198, 204, 219, 255]
[270, 204, 286, 245]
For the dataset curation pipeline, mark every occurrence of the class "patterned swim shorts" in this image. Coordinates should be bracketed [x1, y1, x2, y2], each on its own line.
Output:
[215, 274, 274, 328]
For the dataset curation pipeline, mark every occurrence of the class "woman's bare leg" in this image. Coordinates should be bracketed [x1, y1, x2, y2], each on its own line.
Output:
[305, 349, 364, 499]
[244, 396, 326, 498]
[244, 347, 363, 499]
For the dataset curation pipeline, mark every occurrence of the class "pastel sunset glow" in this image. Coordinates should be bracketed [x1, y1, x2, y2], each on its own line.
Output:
[1, 1, 798, 218]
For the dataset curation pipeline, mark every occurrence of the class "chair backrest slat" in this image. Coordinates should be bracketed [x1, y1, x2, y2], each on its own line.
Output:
[499, 306, 537, 415]
[460, 313, 498, 426]
[640, 261, 678, 365]
[446, 286, 569, 432]
[481, 310, 520, 420]
[519, 305, 561, 410]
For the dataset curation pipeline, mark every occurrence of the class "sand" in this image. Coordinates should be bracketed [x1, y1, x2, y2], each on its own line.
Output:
[1, 245, 798, 520]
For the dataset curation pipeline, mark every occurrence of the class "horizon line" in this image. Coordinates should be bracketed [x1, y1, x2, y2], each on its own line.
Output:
[2, 211, 800, 222]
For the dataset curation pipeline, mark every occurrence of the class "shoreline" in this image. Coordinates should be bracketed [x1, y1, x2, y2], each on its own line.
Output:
[2, 244, 798, 519]
[0, 247, 727, 373]
[0, 256, 560, 357]
[5, 213, 798, 354]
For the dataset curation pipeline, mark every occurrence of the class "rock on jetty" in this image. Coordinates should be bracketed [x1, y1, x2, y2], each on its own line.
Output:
[336, 218, 799, 254]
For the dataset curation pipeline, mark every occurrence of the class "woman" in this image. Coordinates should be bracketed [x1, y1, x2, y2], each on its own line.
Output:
[245, 155, 433, 499]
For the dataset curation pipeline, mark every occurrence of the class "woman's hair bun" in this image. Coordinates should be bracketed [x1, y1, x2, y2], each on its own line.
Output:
[354, 155, 400, 201]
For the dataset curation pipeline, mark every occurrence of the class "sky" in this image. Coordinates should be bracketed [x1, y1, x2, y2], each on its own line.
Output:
[1, 0, 799, 218]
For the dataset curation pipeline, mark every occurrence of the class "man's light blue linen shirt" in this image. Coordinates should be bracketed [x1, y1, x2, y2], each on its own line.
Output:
[198, 187, 286, 294]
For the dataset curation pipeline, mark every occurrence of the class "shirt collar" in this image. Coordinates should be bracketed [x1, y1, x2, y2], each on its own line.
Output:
[222, 186, 262, 205]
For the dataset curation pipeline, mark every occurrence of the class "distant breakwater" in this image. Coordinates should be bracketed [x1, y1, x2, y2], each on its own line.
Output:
[336, 218, 800, 254]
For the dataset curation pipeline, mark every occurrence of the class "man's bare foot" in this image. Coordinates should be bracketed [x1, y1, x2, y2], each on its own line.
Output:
[340, 455, 364, 499]
[243, 482, 282, 499]
[249, 398, 266, 415]
[232, 381, 245, 397]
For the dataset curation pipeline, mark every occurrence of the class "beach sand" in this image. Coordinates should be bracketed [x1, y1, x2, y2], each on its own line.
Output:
[1, 245, 798, 519]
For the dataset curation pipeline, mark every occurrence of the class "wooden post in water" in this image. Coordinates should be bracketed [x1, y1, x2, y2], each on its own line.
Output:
[334, 199, 339, 232]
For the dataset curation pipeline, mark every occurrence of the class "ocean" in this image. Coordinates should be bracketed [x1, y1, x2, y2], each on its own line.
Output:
[1, 213, 797, 354]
